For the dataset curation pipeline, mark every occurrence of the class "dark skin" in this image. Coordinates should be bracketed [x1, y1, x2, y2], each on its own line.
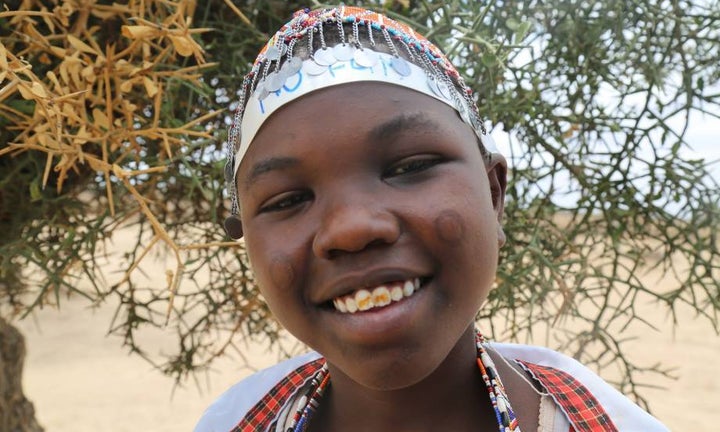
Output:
[237, 82, 540, 431]
[310, 326, 541, 432]
[311, 329, 493, 431]
[489, 348, 542, 432]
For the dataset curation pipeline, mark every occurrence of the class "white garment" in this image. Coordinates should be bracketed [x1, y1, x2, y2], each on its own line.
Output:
[194, 344, 668, 432]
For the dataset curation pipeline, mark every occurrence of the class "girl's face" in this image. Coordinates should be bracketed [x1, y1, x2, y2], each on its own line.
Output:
[237, 82, 506, 390]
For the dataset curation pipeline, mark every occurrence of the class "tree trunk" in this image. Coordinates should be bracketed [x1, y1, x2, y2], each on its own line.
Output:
[0, 317, 43, 432]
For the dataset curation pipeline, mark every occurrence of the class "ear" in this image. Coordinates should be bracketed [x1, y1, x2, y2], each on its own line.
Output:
[224, 215, 244, 239]
[485, 153, 507, 247]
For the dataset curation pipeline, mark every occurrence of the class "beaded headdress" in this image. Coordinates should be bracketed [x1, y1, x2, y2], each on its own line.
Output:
[224, 6, 498, 238]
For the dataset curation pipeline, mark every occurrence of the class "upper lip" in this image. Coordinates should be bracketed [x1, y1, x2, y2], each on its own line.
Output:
[314, 267, 426, 304]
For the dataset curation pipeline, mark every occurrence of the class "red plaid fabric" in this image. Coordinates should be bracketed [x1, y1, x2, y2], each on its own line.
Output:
[518, 361, 618, 432]
[231, 358, 324, 432]
[231, 356, 617, 432]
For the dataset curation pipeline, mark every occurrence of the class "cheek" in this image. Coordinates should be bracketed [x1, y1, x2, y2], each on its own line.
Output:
[245, 232, 299, 303]
[250, 251, 301, 327]
[269, 255, 296, 289]
[433, 209, 466, 243]
[428, 188, 499, 289]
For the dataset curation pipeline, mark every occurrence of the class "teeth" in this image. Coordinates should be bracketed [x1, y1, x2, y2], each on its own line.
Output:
[372, 286, 391, 307]
[356, 289, 373, 311]
[403, 280, 414, 297]
[332, 278, 423, 314]
[333, 298, 347, 313]
[390, 286, 403, 301]
[345, 297, 358, 313]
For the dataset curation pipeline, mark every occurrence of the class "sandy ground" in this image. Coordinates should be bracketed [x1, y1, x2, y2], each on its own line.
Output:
[13, 233, 720, 431]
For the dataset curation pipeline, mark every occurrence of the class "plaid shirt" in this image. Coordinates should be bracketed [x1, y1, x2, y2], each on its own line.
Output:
[230, 358, 324, 432]
[519, 361, 618, 432]
[230, 356, 618, 432]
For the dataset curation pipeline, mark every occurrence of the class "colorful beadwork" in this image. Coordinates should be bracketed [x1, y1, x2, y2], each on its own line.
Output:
[476, 333, 521, 432]
[256, 7, 458, 77]
[287, 363, 329, 432]
[287, 333, 521, 432]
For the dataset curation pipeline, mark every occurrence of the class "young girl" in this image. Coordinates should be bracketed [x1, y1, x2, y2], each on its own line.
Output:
[196, 7, 668, 432]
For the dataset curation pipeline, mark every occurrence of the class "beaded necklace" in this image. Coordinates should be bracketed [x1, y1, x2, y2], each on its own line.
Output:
[286, 334, 520, 432]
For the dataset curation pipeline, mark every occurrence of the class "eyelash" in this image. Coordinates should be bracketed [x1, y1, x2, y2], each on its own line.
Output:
[259, 191, 312, 213]
[385, 156, 443, 178]
[257, 156, 442, 214]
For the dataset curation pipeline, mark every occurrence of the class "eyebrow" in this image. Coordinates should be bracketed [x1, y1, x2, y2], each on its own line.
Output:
[243, 156, 299, 190]
[243, 113, 441, 189]
[368, 112, 440, 142]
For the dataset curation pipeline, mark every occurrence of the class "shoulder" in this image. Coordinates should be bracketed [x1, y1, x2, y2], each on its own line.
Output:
[489, 343, 669, 432]
[193, 351, 322, 432]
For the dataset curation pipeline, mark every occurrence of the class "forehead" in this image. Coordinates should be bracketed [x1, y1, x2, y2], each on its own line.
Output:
[237, 82, 471, 178]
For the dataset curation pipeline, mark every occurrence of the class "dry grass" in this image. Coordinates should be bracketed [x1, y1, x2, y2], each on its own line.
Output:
[0, 1, 236, 318]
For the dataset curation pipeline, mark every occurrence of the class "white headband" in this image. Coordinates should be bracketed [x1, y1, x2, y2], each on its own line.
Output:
[232, 48, 497, 176]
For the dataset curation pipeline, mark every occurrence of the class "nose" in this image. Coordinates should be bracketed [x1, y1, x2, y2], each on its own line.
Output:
[312, 195, 401, 260]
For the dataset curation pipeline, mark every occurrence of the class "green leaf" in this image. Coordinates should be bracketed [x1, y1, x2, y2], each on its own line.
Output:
[29, 179, 42, 202]
[481, 52, 497, 67]
[515, 21, 532, 42]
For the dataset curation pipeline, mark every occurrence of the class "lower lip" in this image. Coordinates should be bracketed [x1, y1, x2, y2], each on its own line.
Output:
[322, 283, 429, 345]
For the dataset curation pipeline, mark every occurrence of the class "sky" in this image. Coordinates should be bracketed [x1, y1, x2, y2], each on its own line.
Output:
[678, 112, 720, 178]
[490, 98, 720, 185]
[488, 107, 719, 212]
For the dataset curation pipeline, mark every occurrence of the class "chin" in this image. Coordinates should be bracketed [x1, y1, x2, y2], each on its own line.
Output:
[342, 358, 440, 392]
[326, 333, 461, 393]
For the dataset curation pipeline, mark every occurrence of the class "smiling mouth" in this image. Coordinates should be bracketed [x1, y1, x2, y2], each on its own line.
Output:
[331, 278, 423, 314]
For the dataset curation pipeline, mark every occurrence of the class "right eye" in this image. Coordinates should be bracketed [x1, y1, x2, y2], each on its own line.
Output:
[258, 191, 312, 214]
[384, 155, 444, 178]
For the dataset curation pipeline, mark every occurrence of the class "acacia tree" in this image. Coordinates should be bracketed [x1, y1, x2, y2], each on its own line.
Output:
[1, 0, 719, 427]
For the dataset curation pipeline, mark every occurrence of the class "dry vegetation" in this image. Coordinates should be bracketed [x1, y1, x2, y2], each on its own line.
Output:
[1, 1, 236, 317]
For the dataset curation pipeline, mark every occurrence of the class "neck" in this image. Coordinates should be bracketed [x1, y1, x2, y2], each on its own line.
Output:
[312, 327, 497, 432]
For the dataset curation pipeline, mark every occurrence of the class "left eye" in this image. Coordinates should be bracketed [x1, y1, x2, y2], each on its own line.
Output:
[258, 190, 313, 214]
[384, 156, 442, 178]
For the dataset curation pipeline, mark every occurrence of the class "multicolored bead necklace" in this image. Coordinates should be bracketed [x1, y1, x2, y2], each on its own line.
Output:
[286, 333, 520, 432]
[476, 333, 521, 431]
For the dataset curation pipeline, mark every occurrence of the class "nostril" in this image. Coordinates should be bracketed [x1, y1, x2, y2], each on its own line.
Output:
[326, 248, 342, 260]
[363, 237, 395, 252]
[325, 237, 390, 259]
[312, 206, 401, 259]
